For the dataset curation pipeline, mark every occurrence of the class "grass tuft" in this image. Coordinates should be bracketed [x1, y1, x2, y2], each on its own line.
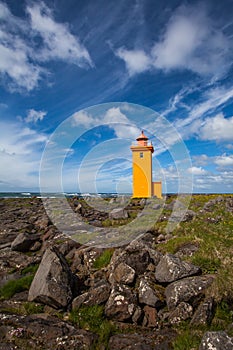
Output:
[0, 275, 34, 300]
[69, 305, 116, 348]
[93, 249, 114, 269]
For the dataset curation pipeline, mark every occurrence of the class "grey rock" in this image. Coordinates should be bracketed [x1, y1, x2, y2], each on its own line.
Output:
[155, 254, 201, 283]
[105, 284, 137, 321]
[152, 203, 162, 210]
[109, 334, 153, 350]
[156, 234, 165, 243]
[169, 209, 196, 222]
[140, 198, 146, 206]
[109, 241, 152, 278]
[28, 247, 75, 309]
[168, 302, 193, 324]
[199, 331, 233, 350]
[109, 208, 128, 219]
[190, 297, 215, 326]
[112, 262, 135, 284]
[175, 243, 199, 258]
[226, 197, 233, 212]
[165, 275, 214, 310]
[138, 278, 164, 308]
[11, 232, 41, 252]
[72, 280, 110, 309]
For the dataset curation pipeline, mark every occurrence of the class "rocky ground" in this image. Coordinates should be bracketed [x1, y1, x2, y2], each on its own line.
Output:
[0, 194, 233, 349]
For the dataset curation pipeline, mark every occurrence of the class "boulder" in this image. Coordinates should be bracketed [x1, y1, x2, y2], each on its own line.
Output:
[199, 331, 233, 350]
[138, 278, 164, 308]
[108, 241, 153, 279]
[11, 232, 41, 252]
[72, 280, 110, 309]
[109, 334, 153, 350]
[155, 254, 201, 283]
[109, 208, 128, 220]
[165, 275, 214, 310]
[111, 262, 135, 284]
[168, 302, 193, 324]
[169, 209, 196, 222]
[105, 284, 138, 321]
[190, 297, 215, 326]
[28, 247, 75, 309]
[226, 197, 233, 212]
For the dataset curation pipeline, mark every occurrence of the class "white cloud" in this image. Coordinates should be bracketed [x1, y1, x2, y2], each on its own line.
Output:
[71, 107, 140, 139]
[116, 48, 151, 76]
[26, 2, 93, 67]
[0, 29, 43, 91]
[188, 166, 207, 175]
[152, 4, 229, 77]
[192, 154, 209, 166]
[199, 113, 233, 142]
[25, 109, 47, 123]
[116, 4, 231, 79]
[214, 154, 233, 167]
[0, 2, 92, 92]
[0, 121, 48, 189]
[71, 111, 95, 127]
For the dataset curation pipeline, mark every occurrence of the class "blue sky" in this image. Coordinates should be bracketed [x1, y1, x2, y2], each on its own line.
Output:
[0, 0, 233, 193]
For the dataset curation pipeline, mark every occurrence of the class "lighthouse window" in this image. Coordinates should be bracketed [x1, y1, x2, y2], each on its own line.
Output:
[140, 152, 143, 158]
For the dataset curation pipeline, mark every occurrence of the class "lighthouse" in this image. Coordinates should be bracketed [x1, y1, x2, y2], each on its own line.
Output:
[130, 131, 162, 198]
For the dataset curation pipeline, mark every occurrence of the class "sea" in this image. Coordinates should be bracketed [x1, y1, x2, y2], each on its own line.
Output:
[0, 192, 126, 199]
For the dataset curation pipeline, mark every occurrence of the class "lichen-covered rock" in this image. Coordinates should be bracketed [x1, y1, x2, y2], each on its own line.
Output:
[108, 241, 153, 278]
[190, 297, 215, 326]
[28, 247, 75, 309]
[165, 275, 214, 310]
[111, 262, 135, 285]
[155, 254, 201, 283]
[72, 280, 110, 309]
[138, 278, 164, 308]
[11, 232, 41, 252]
[0, 313, 97, 350]
[108, 334, 153, 350]
[199, 331, 233, 350]
[168, 302, 193, 324]
[105, 284, 138, 321]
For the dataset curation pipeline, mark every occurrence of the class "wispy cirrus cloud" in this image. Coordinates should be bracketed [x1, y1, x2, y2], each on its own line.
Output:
[0, 1, 93, 92]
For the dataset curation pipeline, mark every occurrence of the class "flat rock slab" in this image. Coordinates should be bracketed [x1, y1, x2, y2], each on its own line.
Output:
[28, 247, 74, 309]
[155, 254, 201, 283]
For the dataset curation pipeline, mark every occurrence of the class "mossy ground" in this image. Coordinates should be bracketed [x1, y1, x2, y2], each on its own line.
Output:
[69, 305, 117, 349]
[153, 194, 233, 349]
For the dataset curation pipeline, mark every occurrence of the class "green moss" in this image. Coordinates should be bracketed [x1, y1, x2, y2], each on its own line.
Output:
[191, 255, 221, 274]
[173, 330, 201, 350]
[93, 249, 114, 269]
[69, 305, 116, 348]
[23, 301, 44, 315]
[21, 264, 39, 275]
[0, 275, 34, 300]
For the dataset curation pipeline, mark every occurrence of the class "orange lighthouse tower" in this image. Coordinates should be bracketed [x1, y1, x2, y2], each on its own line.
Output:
[130, 131, 162, 198]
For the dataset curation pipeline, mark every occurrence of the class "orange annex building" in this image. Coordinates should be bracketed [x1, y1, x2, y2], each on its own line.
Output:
[130, 131, 162, 198]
